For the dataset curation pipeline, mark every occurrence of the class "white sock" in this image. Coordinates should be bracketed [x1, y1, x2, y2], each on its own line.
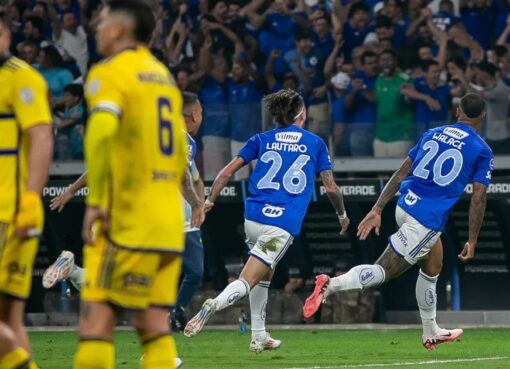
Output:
[327, 264, 385, 296]
[68, 265, 85, 290]
[214, 279, 250, 311]
[416, 269, 440, 336]
[250, 281, 270, 340]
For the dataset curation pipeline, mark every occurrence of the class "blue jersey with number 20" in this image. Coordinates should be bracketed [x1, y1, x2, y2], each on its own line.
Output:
[237, 125, 332, 236]
[398, 122, 494, 231]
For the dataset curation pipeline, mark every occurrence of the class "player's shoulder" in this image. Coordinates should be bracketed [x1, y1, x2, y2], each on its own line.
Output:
[6, 57, 45, 82]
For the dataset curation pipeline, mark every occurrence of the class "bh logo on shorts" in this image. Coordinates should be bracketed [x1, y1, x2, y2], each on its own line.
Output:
[404, 190, 421, 206]
[262, 205, 285, 218]
[359, 268, 374, 285]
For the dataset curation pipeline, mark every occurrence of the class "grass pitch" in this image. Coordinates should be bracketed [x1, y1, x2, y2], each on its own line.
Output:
[31, 328, 510, 369]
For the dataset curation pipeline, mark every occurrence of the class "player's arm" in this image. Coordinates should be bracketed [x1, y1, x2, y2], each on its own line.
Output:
[191, 161, 205, 202]
[50, 171, 88, 212]
[458, 183, 487, 263]
[181, 170, 205, 228]
[320, 170, 349, 235]
[13, 69, 53, 239]
[82, 111, 119, 244]
[205, 157, 246, 212]
[357, 157, 412, 240]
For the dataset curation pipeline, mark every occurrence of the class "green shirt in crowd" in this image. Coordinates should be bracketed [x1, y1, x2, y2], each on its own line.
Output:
[375, 73, 415, 142]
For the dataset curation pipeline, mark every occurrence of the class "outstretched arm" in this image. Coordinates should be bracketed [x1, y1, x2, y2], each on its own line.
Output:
[458, 182, 487, 263]
[320, 170, 349, 235]
[50, 171, 88, 212]
[357, 158, 412, 240]
[205, 157, 246, 211]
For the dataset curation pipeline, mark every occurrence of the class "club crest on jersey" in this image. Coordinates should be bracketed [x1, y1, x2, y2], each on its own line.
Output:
[275, 132, 302, 143]
[404, 190, 421, 206]
[359, 268, 374, 285]
[443, 127, 469, 140]
[262, 205, 285, 218]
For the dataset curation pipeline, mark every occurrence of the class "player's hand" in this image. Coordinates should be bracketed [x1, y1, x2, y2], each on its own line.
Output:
[15, 191, 43, 240]
[190, 204, 205, 228]
[458, 241, 475, 263]
[339, 215, 350, 235]
[204, 199, 214, 213]
[82, 205, 108, 245]
[270, 49, 282, 59]
[357, 209, 382, 241]
[49, 190, 74, 213]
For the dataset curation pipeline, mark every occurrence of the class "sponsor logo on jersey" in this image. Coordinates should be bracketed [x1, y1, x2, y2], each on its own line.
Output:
[396, 230, 408, 248]
[404, 190, 421, 206]
[7, 261, 27, 276]
[425, 288, 435, 306]
[443, 127, 469, 140]
[275, 132, 302, 143]
[359, 268, 374, 285]
[262, 205, 285, 218]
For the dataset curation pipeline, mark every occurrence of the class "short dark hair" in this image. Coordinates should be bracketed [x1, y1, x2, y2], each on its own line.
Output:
[361, 50, 377, 65]
[460, 93, 485, 118]
[41, 45, 65, 68]
[422, 60, 439, 72]
[182, 91, 199, 109]
[263, 89, 304, 127]
[477, 60, 498, 76]
[295, 27, 312, 41]
[375, 15, 393, 29]
[107, 0, 155, 43]
[26, 16, 44, 34]
[380, 48, 396, 59]
[348, 2, 369, 19]
[64, 83, 84, 100]
[494, 45, 508, 58]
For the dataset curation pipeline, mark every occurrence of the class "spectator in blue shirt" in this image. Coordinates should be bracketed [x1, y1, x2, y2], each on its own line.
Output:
[344, 50, 378, 156]
[285, 28, 329, 143]
[460, 0, 494, 50]
[330, 72, 351, 156]
[364, 15, 405, 50]
[36, 45, 74, 103]
[433, 0, 461, 31]
[401, 60, 452, 139]
[342, 2, 371, 62]
[54, 83, 84, 160]
[311, 15, 334, 59]
[227, 59, 263, 179]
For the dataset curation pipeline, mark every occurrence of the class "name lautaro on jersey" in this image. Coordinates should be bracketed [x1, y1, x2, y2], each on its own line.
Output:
[267, 131, 308, 153]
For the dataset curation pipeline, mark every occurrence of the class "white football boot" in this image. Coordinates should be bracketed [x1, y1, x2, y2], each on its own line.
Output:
[249, 333, 282, 353]
[422, 328, 463, 350]
[42, 250, 75, 289]
[184, 299, 217, 337]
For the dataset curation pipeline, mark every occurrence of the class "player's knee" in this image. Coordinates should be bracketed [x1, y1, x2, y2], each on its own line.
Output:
[132, 309, 169, 338]
[0, 323, 17, 355]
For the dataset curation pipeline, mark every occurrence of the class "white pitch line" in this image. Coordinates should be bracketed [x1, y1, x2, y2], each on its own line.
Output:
[283, 356, 509, 369]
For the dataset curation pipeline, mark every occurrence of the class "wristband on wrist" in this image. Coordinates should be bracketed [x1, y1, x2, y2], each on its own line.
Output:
[205, 198, 214, 206]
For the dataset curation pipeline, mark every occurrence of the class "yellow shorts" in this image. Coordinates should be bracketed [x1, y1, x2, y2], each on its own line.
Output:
[81, 235, 182, 310]
[0, 222, 39, 299]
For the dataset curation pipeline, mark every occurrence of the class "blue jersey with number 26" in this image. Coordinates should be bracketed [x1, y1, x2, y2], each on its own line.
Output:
[237, 125, 332, 236]
[398, 122, 494, 231]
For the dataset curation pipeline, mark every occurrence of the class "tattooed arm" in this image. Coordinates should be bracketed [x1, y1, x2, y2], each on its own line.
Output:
[182, 170, 205, 228]
[320, 170, 349, 235]
[458, 182, 487, 263]
[357, 158, 412, 240]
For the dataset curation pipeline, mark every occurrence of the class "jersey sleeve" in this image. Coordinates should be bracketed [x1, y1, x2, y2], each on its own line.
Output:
[472, 146, 494, 187]
[85, 64, 124, 118]
[13, 68, 51, 130]
[237, 135, 260, 164]
[316, 138, 332, 174]
[407, 132, 428, 162]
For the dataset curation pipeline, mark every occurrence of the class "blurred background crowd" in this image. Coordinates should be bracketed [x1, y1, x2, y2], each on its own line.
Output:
[2, 0, 510, 180]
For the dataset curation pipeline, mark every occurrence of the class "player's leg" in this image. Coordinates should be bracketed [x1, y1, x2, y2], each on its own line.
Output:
[417, 240, 463, 350]
[73, 239, 118, 369]
[136, 253, 182, 369]
[0, 321, 38, 369]
[42, 250, 85, 290]
[173, 230, 204, 331]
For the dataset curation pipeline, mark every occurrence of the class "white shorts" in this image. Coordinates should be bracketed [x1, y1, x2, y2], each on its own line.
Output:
[244, 220, 293, 269]
[389, 206, 441, 265]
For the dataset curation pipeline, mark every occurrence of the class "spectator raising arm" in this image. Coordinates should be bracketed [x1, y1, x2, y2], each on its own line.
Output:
[265, 49, 281, 91]
[427, 17, 448, 69]
[324, 35, 343, 80]
[496, 13, 510, 46]
[400, 84, 441, 111]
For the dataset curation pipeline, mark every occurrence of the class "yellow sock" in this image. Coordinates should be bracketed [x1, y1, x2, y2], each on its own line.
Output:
[27, 361, 40, 369]
[73, 340, 114, 369]
[0, 347, 30, 369]
[141, 334, 176, 369]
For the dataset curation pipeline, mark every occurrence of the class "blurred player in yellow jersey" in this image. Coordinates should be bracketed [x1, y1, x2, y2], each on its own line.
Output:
[73, 1, 204, 369]
[0, 13, 53, 369]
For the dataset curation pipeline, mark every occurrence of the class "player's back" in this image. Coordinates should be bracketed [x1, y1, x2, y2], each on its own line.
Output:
[399, 122, 493, 231]
[240, 124, 331, 236]
[85, 47, 187, 250]
[0, 57, 51, 223]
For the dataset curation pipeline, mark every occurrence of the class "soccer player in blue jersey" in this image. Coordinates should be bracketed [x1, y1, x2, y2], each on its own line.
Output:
[304, 93, 493, 350]
[184, 89, 350, 352]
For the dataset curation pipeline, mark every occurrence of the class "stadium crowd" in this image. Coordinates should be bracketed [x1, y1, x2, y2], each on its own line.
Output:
[2, 0, 510, 179]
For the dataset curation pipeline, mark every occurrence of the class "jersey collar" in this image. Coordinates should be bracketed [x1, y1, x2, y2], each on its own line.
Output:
[0, 55, 12, 68]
